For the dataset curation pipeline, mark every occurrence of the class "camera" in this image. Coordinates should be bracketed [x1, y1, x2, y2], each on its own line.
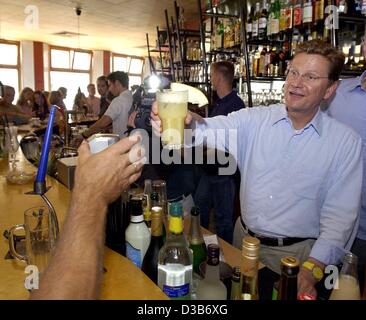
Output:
[130, 75, 170, 133]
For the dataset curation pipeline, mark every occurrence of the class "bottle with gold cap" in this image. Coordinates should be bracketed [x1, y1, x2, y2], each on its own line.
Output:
[278, 256, 300, 300]
[141, 206, 164, 284]
[240, 236, 260, 300]
[188, 206, 207, 275]
[158, 202, 193, 300]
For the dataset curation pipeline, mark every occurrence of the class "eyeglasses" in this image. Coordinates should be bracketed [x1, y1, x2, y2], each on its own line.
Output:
[286, 68, 329, 84]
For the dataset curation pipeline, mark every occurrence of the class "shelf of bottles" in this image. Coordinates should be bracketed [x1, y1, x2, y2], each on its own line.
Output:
[205, 0, 365, 86]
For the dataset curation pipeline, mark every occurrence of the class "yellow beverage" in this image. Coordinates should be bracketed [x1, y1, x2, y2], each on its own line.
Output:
[329, 275, 361, 300]
[157, 90, 188, 149]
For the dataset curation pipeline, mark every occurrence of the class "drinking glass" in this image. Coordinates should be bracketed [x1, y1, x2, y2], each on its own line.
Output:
[8, 206, 56, 274]
[157, 90, 188, 150]
[5, 125, 19, 165]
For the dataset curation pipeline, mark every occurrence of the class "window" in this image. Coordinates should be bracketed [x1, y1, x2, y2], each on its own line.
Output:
[0, 40, 20, 100]
[112, 54, 144, 90]
[49, 46, 92, 110]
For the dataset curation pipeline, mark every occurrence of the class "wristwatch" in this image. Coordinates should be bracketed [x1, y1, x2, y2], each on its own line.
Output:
[302, 261, 324, 281]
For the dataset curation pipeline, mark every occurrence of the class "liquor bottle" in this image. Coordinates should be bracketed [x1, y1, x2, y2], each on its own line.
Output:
[302, 0, 313, 28]
[279, 0, 287, 32]
[188, 206, 207, 275]
[240, 236, 260, 300]
[141, 207, 164, 284]
[125, 197, 151, 269]
[345, 45, 358, 71]
[329, 252, 361, 300]
[253, 2, 261, 40]
[234, 19, 241, 45]
[271, 0, 281, 37]
[258, 46, 267, 76]
[196, 244, 227, 300]
[158, 202, 193, 300]
[267, 0, 274, 38]
[230, 266, 242, 300]
[258, 0, 268, 40]
[293, 0, 302, 27]
[278, 256, 299, 300]
[247, 6, 255, 41]
[285, 0, 293, 30]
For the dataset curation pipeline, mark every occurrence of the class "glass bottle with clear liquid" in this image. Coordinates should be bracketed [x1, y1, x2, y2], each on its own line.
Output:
[196, 244, 227, 300]
[158, 202, 193, 300]
[329, 252, 361, 300]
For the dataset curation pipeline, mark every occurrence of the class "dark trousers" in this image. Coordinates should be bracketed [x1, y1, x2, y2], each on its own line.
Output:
[194, 173, 236, 244]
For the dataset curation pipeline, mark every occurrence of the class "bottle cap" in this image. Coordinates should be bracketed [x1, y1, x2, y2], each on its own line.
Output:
[169, 202, 183, 217]
[242, 236, 260, 258]
[281, 256, 299, 268]
[232, 266, 241, 282]
[207, 244, 220, 266]
[151, 191, 159, 201]
[129, 196, 143, 216]
[190, 206, 200, 216]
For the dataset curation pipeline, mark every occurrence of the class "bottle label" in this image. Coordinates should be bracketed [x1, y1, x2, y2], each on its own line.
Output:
[247, 22, 252, 33]
[303, 4, 313, 23]
[271, 19, 279, 34]
[293, 6, 302, 26]
[258, 17, 267, 29]
[126, 242, 142, 268]
[163, 283, 190, 298]
[286, 8, 293, 29]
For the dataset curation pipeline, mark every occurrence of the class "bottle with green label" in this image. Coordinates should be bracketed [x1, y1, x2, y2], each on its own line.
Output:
[158, 202, 193, 300]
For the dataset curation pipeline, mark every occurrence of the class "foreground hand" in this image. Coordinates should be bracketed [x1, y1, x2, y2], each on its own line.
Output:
[297, 267, 318, 300]
[150, 101, 194, 137]
[74, 136, 146, 206]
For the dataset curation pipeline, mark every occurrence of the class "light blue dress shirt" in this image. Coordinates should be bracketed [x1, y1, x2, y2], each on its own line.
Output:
[192, 104, 362, 265]
[327, 71, 366, 241]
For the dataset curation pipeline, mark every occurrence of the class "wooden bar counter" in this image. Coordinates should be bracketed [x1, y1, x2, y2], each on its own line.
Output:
[0, 125, 243, 300]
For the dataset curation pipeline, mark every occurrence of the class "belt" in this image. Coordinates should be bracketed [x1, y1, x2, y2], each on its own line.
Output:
[240, 217, 314, 247]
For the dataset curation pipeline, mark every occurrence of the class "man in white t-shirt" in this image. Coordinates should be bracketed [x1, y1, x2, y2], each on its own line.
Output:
[77, 71, 133, 141]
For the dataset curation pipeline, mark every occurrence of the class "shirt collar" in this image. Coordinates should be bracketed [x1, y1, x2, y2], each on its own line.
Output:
[271, 104, 323, 136]
[342, 70, 366, 92]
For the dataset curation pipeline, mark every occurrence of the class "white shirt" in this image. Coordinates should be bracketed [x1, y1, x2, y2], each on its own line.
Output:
[104, 90, 133, 136]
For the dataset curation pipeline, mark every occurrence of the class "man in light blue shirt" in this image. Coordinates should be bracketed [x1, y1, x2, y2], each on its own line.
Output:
[151, 40, 363, 298]
[327, 39, 366, 294]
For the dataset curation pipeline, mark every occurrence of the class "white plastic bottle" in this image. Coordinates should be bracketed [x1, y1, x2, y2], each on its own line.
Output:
[125, 197, 151, 269]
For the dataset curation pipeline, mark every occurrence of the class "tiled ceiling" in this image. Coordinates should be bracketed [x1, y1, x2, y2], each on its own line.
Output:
[0, 0, 200, 56]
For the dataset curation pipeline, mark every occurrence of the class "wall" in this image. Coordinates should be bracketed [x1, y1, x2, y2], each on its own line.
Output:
[20, 41, 35, 89]
[91, 50, 104, 83]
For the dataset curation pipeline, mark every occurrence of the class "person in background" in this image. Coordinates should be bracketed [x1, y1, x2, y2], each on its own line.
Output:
[58, 87, 67, 111]
[326, 38, 366, 295]
[97, 75, 110, 118]
[151, 40, 363, 299]
[33, 91, 50, 120]
[194, 61, 245, 244]
[29, 135, 145, 299]
[73, 89, 88, 116]
[74, 71, 133, 143]
[0, 86, 31, 125]
[16, 87, 34, 116]
[49, 90, 66, 135]
[86, 83, 100, 117]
